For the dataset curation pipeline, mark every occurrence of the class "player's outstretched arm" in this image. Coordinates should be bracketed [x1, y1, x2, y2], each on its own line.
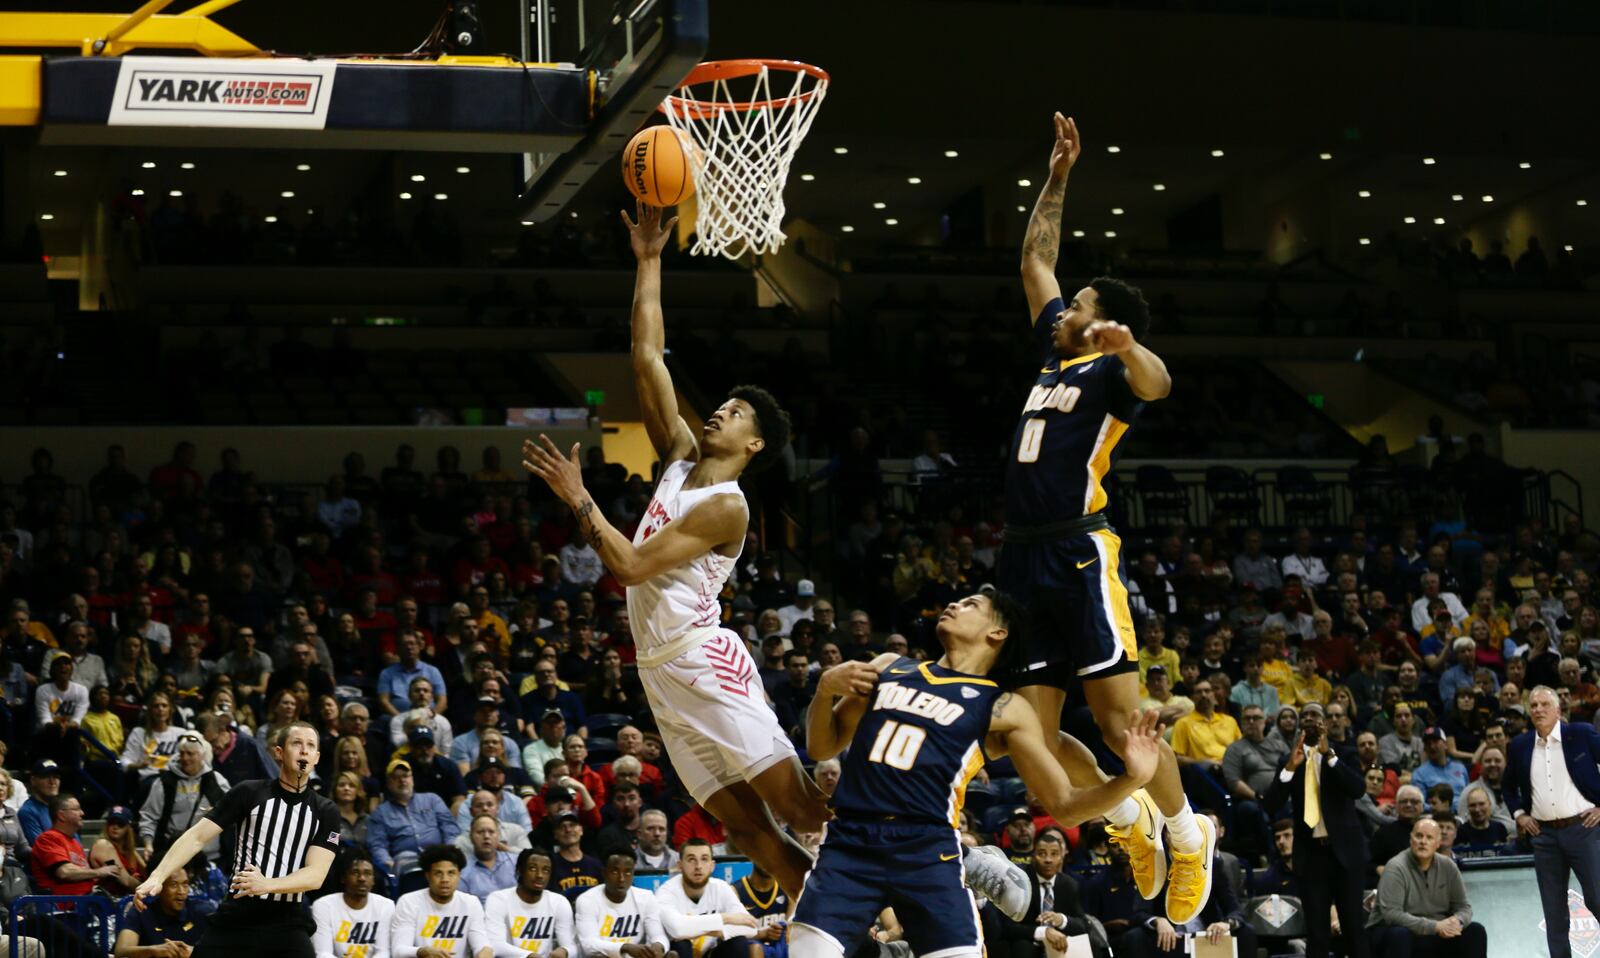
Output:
[1020, 113, 1082, 322]
[523, 435, 744, 586]
[131, 818, 223, 908]
[990, 696, 1162, 827]
[622, 201, 698, 464]
[806, 656, 893, 760]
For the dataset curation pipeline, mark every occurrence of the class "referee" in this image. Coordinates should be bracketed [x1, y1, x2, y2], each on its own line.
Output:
[134, 720, 342, 958]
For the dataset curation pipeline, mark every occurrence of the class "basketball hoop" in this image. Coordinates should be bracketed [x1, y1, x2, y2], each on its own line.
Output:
[658, 59, 829, 261]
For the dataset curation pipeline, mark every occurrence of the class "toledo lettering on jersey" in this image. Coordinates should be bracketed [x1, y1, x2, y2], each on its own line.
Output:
[873, 682, 966, 727]
[599, 914, 643, 940]
[510, 915, 557, 952]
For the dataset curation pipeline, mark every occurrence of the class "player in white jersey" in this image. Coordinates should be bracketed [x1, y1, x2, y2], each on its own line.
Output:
[653, 839, 757, 958]
[522, 202, 827, 899]
[391, 845, 492, 958]
[313, 849, 396, 958]
[574, 851, 669, 958]
[485, 849, 577, 958]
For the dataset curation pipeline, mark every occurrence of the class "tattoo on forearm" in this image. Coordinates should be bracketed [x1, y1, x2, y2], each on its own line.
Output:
[574, 500, 604, 550]
[1024, 182, 1067, 268]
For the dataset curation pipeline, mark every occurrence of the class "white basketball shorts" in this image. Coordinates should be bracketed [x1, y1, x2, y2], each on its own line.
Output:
[638, 627, 797, 805]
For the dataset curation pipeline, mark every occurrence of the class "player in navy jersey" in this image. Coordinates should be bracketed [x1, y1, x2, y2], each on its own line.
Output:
[788, 592, 1161, 958]
[1001, 113, 1217, 926]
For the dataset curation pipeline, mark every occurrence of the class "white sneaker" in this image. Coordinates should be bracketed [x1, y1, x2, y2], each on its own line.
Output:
[963, 844, 1031, 922]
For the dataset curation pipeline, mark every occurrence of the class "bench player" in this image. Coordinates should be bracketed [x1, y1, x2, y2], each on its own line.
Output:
[788, 591, 1162, 958]
[521, 202, 827, 899]
[1002, 112, 1215, 923]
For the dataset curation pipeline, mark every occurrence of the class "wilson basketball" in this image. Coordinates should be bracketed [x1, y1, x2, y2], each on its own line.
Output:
[621, 126, 695, 207]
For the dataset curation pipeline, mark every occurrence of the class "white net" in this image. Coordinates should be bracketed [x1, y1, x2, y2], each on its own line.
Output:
[659, 61, 829, 261]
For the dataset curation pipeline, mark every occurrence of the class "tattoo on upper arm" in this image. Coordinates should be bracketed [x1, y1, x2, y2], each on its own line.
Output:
[992, 691, 1013, 721]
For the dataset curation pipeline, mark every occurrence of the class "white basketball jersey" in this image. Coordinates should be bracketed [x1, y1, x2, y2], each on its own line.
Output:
[627, 460, 745, 656]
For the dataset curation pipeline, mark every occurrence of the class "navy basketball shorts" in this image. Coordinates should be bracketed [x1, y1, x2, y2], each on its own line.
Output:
[996, 527, 1140, 689]
[792, 819, 980, 958]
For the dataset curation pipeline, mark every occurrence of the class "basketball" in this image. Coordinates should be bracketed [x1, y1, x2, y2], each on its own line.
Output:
[621, 126, 695, 207]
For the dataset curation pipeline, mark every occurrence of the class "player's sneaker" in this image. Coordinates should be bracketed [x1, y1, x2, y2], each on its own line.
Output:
[962, 844, 1030, 921]
[1105, 788, 1165, 900]
[1165, 811, 1218, 925]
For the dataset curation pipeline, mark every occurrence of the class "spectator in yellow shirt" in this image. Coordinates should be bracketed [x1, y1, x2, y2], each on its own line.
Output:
[1170, 679, 1241, 772]
[1288, 651, 1333, 707]
[1137, 616, 1181, 693]
[1257, 627, 1295, 704]
[1138, 665, 1193, 739]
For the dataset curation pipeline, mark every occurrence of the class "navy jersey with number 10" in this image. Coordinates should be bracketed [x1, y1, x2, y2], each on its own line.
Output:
[830, 657, 1003, 827]
[1006, 296, 1144, 526]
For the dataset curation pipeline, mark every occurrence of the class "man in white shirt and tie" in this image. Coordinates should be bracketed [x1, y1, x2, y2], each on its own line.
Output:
[1505, 686, 1600, 958]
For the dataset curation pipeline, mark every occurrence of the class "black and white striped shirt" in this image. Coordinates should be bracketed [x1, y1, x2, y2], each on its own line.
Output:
[205, 778, 341, 921]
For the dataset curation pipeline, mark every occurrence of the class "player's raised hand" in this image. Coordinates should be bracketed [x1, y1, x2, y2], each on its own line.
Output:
[1121, 708, 1164, 785]
[818, 661, 879, 700]
[621, 199, 679, 261]
[1082, 320, 1134, 355]
[1047, 112, 1082, 181]
[522, 434, 586, 505]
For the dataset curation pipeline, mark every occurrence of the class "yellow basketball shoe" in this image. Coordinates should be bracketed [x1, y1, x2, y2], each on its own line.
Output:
[1165, 811, 1218, 925]
[1105, 788, 1165, 900]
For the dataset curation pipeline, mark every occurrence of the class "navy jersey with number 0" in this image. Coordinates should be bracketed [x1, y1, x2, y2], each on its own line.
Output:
[1005, 296, 1144, 525]
[831, 658, 1003, 827]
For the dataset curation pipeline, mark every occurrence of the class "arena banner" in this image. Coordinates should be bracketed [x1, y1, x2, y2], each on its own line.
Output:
[107, 57, 337, 129]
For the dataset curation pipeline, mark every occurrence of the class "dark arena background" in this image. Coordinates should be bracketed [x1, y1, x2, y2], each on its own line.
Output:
[0, 0, 1597, 956]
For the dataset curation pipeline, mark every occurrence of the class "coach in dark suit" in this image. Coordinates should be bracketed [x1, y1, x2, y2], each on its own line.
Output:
[1503, 686, 1600, 958]
[996, 827, 1105, 958]
[1263, 702, 1370, 958]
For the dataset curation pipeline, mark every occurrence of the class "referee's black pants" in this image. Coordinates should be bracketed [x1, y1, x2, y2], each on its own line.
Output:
[193, 913, 314, 958]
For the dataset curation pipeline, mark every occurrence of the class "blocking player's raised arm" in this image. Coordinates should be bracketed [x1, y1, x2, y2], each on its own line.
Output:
[1020, 113, 1082, 322]
[623, 201, 698, 464]
[988, 694, 1161, 827]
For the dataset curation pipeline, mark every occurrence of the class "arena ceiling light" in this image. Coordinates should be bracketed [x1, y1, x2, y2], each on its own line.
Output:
[1072, 230, 1085, 237]
[884, 218, 898, 225]
[410, 174, 426, 182]
[264, 215, 278, 223]
[399, 192, 413, 199]
[1210, 149, 1225, 157]
[131, 189, 145, 196]
[169, 189, 182, 197]
[1152, 184, 1166, 191]
[840, 225, 854, 232]
[1403, 216, 1417, 223]
[1111, 207, 1124, 215]
[907, 176, 922, 184]
[520, 220, 534, 226]
[1577, 200, 1589, 207]
[1451, 194, 1464, 201]
[1319, 152, 1333, 160]
[872, 201, 886, 209]
[280, 190, 295, 198]
[141, 161, 156, 169]
[1357, 190, 1371, 198]
[943, 150, 959, 158]
[1433, 216, 1446, 224]
[833, 146, 848, 155]
[1422, 157, 1436, 165]
[1359, 237, 1371, 245]
[1016, 205, 1026, 212]
[1104, 230, 1117, 237]
[296, 164, 311, 172]
[39, 213, 53, 220]
[433, 193, 448, 200]
[181, 162, 196, 169]
[52, 169, 67, 177]
[1519, 161, 1532, 169]
[1566, 245, 1575, 251]
[1481, 195, 1494, 203]
[455, 166, 471, 174]
[1017, 178, 1032, 187]
[799, 174, 815, 181]
[1106, 145, 1121, 153]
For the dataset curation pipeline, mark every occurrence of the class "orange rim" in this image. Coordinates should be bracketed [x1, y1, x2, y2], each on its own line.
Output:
[659, 59, 829, 120]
